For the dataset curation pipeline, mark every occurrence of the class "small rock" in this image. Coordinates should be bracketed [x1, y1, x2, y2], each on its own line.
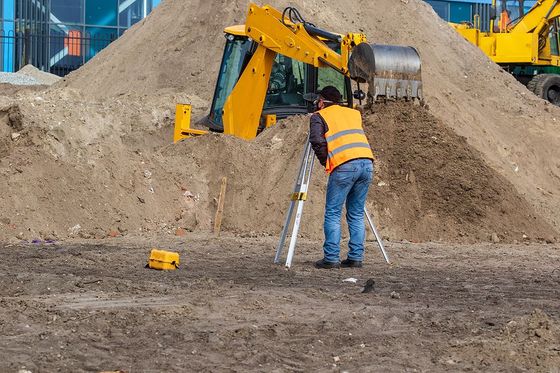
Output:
[535, 329, 543, 338]
[16, 232, 24, 239]
[108, 230, 120, 238]
[68, 224, 81, 236]
[491, 233, 500, 243]
[408, 170, 416, 183]
[362, 278, 375, 293]
[144, 170, 152, 179]
[377, 181, 387, 187]
[175, 228, 187, 237]
[333, 356, 340, 363]
[390, 291, 401, 299]
[11, 132, 21, 140]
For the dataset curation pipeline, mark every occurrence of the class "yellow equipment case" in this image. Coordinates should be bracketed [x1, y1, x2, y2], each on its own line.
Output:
[147, 249, 180, 270]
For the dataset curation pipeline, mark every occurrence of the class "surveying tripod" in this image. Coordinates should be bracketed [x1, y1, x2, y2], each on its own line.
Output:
[274, 136, 390, 268]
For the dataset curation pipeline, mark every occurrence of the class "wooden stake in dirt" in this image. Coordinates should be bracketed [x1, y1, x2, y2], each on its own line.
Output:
[214, 177, 228, 235]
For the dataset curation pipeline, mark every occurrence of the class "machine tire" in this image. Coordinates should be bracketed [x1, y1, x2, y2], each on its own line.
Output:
[527, 74, 560, 106]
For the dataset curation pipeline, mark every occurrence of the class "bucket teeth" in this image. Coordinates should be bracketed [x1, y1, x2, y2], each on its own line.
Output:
[349, 43, 423, 102]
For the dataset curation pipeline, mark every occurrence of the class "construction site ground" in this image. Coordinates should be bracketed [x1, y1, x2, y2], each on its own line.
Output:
[2, 0, 560, 371]
[1, 234, 559, 372]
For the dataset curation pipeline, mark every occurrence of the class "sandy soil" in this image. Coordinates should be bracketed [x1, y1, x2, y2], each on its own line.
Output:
[0, 235, 559, 372]
[59, 0, 560, 233]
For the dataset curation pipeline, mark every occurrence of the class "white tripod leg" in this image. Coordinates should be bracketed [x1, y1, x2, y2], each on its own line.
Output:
[275, 137, 314, 267]
[285, 151, 314, 268]
[365, 207, 390, 264]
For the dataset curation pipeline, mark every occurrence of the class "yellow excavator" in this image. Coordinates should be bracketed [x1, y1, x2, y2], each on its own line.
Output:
[174, 3, 423, 142]
[452, 0, 560, 104]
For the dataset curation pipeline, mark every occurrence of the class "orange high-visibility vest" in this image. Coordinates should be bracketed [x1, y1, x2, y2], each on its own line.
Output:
[318, 105, 374, 173]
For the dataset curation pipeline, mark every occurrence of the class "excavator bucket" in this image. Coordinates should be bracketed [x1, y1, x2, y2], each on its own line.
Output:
[348, 43, 423, 102]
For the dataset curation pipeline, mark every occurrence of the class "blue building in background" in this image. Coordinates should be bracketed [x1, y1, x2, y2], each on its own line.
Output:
[425, 0, 537, 31]
[0, 0, 160, 75]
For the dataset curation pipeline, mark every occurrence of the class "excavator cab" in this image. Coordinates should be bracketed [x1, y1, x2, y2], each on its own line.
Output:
[207, 28, 352, 134]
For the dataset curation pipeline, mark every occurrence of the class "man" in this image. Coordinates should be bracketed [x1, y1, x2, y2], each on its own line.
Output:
[309, 86, 374, 269]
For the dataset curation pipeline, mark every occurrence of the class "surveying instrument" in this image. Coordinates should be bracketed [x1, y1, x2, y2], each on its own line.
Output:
[274, 136, 390, 268]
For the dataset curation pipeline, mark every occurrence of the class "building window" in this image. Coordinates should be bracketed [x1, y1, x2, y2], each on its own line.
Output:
[119, 0, 144, 29]
[86, 0, 118, 27]
[449, 2, 472, 24]
[426, 0, 449, 20]
[51, 0, 84, 24]
[2, 0, 159, 74]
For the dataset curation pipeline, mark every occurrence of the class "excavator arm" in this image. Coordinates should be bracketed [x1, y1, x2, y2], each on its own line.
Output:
[222, 3, 369, 139]
[510, 0, 560, 34]
[244, 5, 366, 73]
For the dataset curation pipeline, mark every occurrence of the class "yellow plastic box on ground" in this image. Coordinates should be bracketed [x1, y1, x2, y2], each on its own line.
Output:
[147, 249, 180, 270]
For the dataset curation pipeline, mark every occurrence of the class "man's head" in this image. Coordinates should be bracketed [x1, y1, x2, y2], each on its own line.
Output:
[318, 86, 342, 103]
[303, 86, 343, 110]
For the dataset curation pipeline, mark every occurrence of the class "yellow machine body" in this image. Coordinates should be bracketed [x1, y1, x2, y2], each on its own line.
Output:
[265, 114, 277, 128]
[222, 44, 277, 139]
[451, 0, 560, 66]
[148, 249, 180, 270]
[173, 104, 208, 143]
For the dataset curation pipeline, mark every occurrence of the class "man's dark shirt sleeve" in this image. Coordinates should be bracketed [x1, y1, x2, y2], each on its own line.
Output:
[309, 113, 328, 167]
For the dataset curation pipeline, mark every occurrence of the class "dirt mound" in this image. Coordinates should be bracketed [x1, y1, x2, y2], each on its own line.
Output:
[365, 102, 555, 243]
[1, 89, 555, 243]
[58, 0, 560, 235]
[0, 89, 207, 241]
[1, 0, 559, 243]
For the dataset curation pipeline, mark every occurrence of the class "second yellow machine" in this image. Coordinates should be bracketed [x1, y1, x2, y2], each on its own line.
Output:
[453, 0, 560, 105]
[175, 3, 423, 142]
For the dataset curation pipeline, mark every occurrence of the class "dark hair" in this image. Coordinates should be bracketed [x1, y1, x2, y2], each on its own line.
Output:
[318, 86, 342, 103]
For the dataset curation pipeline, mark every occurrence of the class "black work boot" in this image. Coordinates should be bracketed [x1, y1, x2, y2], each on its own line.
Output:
[341, 259, 363, 268]
[314, 259, 340, 269]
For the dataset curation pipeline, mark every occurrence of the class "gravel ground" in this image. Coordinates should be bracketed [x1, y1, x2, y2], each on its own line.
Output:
[0, 72, 41, 86]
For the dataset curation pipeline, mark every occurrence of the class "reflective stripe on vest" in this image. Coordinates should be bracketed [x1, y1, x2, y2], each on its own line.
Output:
[317, 105, 374, 173]
[325, 129, 366, 143]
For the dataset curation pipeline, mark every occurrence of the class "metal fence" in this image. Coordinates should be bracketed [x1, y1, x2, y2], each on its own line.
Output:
[1, 27, 117, 76]
[472, 3, 493, 32]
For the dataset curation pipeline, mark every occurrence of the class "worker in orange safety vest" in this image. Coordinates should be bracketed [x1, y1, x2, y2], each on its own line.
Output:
[308, 86, 374, 269]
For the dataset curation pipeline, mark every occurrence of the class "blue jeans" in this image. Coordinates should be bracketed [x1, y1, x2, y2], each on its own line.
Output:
[323, 159, 374, 263]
